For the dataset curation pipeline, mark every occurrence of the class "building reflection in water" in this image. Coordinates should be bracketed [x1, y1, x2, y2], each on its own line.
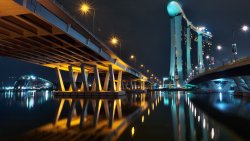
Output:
[165, 92, 242, 141]
[12, 91, 245, 141]
[119, 92, 243, 141]
[0, 90, 53, 109]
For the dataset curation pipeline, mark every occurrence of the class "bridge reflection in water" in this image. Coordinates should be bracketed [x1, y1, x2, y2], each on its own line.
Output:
[1, 91, 248, 141]
[19, 92, 162, 141]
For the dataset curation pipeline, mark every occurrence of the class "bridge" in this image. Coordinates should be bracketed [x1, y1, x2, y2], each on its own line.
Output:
[0, 0, 158, 95]
[188, 57, 250, 93]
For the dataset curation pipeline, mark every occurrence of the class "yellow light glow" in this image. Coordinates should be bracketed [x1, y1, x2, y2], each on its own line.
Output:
[80, 3, 90, 14]
[147, 69, 150, 73]
[140, 64, 144, 67]
[148, 109, 150, 116]
[141, 116, 144, 123]
[131, 127, 135, 137]
[130, 55, 135, 59]
[110, 37, 119, 45]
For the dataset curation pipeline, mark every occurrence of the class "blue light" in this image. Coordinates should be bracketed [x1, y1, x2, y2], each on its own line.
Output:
[167, 1, 183, 17]
[164, 97, 169, 106]
[218, 86, 222, 90]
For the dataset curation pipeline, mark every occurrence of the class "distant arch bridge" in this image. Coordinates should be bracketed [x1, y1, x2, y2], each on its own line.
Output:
[188, 57, 250, 92]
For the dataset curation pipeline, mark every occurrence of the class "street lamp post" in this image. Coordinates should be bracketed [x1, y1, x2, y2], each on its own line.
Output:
[232, 25, 249, 62]
[130, 55, 136, 65]
[110, 36, 122, 57]
[140, 64, 146, 73]
[80, 3, 96, 34]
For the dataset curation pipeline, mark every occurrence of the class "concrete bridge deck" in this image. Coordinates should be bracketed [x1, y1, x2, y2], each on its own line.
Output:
[0, 0, 153, 94]
[0, 0, 147, 80]
[189, 57, 250, 85]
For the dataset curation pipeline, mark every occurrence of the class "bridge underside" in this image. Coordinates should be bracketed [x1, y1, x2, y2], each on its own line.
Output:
[0, 0, 151, 95]
[189, 64, 250, 85]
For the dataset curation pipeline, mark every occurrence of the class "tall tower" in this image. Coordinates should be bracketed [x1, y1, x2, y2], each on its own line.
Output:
[166, 1, 212, 87]
[167, 1, 184, 86]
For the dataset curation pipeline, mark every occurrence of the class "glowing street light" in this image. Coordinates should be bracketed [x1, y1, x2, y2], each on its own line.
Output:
[147, 69, 150, 73]
[140, 64, 144, 68]
[130, 55, 135, 59]
[80, 3, 90, 14]
[80, 3, 96, 33]
[130, 55, 136, 65]
[110, 37, 118, 45]
[242, 25, 249, 32]
[232, 24, 249, 61]
[217, 45, 222, 51]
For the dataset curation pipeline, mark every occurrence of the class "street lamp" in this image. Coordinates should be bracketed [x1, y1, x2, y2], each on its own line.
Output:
[110, 36, 122, 57]
[130, 55, 136, 65]
[242, 25, 249, 32]
[232, 25, 249, 61]
[80, 2, 96, 33]
[217, 45, 222, 51]
[80, 3, 90, 14]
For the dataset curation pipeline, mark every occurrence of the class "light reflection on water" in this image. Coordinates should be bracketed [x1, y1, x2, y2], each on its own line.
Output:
[118, 92, 246, 141]
[0, 90, 53, 109]
[0, 91, 249, 141]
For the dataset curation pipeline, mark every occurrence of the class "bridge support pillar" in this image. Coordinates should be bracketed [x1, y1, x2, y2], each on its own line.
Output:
[80, 64, 89, 92]
[233, 77, 250, 92]
[94, 65, 102, 91]
[130, 81, 133, 90]
[109, 65, 116, 91]
[54, 67, 76, 126]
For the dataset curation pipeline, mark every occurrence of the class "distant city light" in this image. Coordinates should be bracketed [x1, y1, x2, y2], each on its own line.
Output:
[242, 25, 249, 32]
[206, 55, 210, 59]
[198, 26, 206, 32]
[217, 45, 222, 50]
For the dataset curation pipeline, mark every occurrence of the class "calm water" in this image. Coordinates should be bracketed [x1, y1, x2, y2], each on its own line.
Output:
[0, 91, 250, 141]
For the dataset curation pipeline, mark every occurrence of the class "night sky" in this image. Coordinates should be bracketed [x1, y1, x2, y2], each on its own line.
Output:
[0, 0, 250, 84]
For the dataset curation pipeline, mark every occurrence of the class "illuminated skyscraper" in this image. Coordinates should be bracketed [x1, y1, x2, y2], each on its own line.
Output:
[167, 1, 212, 87]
